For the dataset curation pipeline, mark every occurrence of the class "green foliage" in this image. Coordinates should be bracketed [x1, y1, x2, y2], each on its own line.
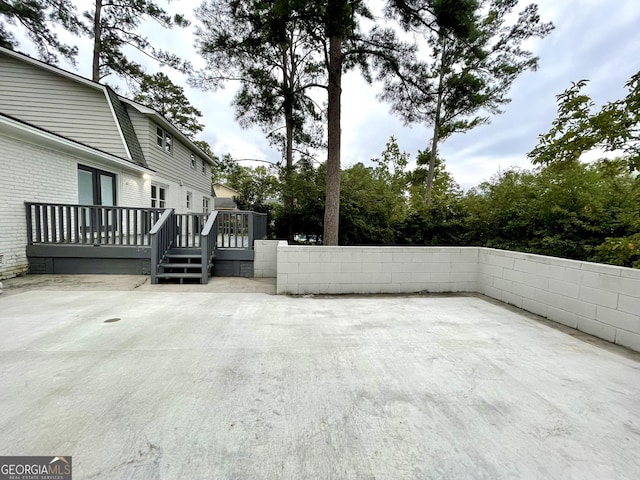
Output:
[529, 71, 640, 171]
[0, 0, 82, 64]
[86, 0, 190, 84]
[593, 234, 640, 269]
[133, 72, 204, 138]
[381, 0, 553, 201]
[225, 164, 279, 215]
[192, 0, 325, 164]
[460, 160, 640, 261]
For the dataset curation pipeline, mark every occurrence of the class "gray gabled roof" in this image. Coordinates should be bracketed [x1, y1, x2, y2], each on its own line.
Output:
[105, 87, 147, 168]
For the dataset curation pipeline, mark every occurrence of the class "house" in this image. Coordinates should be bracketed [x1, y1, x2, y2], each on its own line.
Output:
[0, 46, 239, 280]
[213, 183, 240, 210]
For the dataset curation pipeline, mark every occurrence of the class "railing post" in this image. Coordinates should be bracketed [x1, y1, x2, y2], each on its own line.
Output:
[25, 203, 33, 245]
[248, 213, 254, 250]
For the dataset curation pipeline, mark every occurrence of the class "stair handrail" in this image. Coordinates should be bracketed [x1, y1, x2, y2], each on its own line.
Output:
[150, 208, 175, 284]
[200, 210, 219, 284]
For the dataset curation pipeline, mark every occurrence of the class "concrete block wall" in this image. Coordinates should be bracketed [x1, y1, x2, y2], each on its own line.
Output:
[253, 240, 283, 278]
[275, 244, 640, 352]
[478, 248, 640, 352]
[276, 246, 479, 295]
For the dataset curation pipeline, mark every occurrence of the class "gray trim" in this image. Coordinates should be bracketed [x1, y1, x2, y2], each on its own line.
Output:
[215, 249, 254, 261]
[27, 244, 150, 259]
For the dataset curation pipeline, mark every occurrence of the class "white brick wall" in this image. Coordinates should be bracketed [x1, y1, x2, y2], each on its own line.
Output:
[0, 133, 148, 279]
[276, 245, 640, 352]
[478, 248, 640, 351]
[276, 246, 479, 295]
[253, 240, 282, 278]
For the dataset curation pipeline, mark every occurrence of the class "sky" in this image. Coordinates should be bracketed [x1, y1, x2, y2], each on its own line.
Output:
[10, 0, 640, 189]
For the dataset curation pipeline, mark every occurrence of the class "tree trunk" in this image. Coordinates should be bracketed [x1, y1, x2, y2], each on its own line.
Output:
[323, 34, 342, 245]
[91, 0, 103, 82]
[285, 113, 295, 241]
[426, 36, 447, 205]
[283, 46, 295, 241]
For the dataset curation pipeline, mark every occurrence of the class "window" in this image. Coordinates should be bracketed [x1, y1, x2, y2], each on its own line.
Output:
[151, 185, 166, 208]
[202, 159, 206, 174]
[156, 125, 172, 154]
[191, 153, 196, 169]
[203, 197, 210, 213]
[186, 192, 192, 210]
[78, 165, 116, 206]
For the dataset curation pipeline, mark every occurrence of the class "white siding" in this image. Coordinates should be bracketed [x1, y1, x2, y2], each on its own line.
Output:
[0, 132, 149, 279]
[0, 52, 129, 159]
[128, 109, 212, 206]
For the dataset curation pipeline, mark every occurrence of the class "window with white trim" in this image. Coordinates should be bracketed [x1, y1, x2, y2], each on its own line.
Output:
[203, 197, 210, 213]
[186, 191, 192, 210]
[156, 125, 172, 154]
[151, 185, 166, 208]
[202, 159, 206, 174]
[191, 153, 196, 169]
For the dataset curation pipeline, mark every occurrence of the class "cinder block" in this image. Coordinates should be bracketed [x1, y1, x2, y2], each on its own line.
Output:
[410, 272, 432, 283]
[503, 268, 528, 284]
[548, 279, 580, 299]
[523, 273, 549, 290]
[509, 281, 535, 300]
[618, 294, 640, 316]
[432, 252, 452, 263]
[514, 258, 538, 274]
[596, 306, 639, 332]
[479, 263, 503, 278]
[298, 283, 319, 295]
[340, 262, 363, 273]
[480, 284, 501, 300]
[614, 329, 640, 351]
[392, 251, 413, 263]
[579, 286, 618, 309]
[280, 249, 310, 264]
[362, 262, 383, 273]
[564, 268, 600, 287]
[410, 251, 434, 263]
[598, 274, 640, 297]
[535, 263, 566, 280]
[493, 277, 512, 292]
[382, 262, 403, 273]
[523, 297, 548, 318]
[278, 262, 299, 274]
[547, 306, 578, 328]
[430, 272, 451, 283]
[502, 291, 523, 309]
[576, 317, 616, 343]
[391, 272, 413, 283]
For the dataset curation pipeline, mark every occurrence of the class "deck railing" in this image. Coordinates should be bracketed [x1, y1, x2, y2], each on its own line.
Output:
[200, 211, 219, 284]
[216, 211, 267, 248]
[25, 202, 164, 246]
[149, 209, 175, 284]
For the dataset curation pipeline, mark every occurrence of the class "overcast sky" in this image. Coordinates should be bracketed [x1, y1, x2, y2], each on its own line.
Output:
[15, 0, 640, 189]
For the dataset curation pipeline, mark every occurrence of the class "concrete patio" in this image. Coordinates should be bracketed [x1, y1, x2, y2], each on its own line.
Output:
[0, 275, 639, 479]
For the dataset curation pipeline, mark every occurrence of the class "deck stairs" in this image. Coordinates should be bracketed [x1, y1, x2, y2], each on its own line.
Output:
[155, 246, 214, 284]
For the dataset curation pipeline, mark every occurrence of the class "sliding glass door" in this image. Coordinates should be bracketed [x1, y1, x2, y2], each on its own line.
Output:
[77, 165, 116, 235]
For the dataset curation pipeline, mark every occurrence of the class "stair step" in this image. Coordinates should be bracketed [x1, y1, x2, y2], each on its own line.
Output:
[160, 263, 202, 269]
[156, 273, 203, 279]
[168, 248, 201, 255]
[165, 253, 201, 259]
